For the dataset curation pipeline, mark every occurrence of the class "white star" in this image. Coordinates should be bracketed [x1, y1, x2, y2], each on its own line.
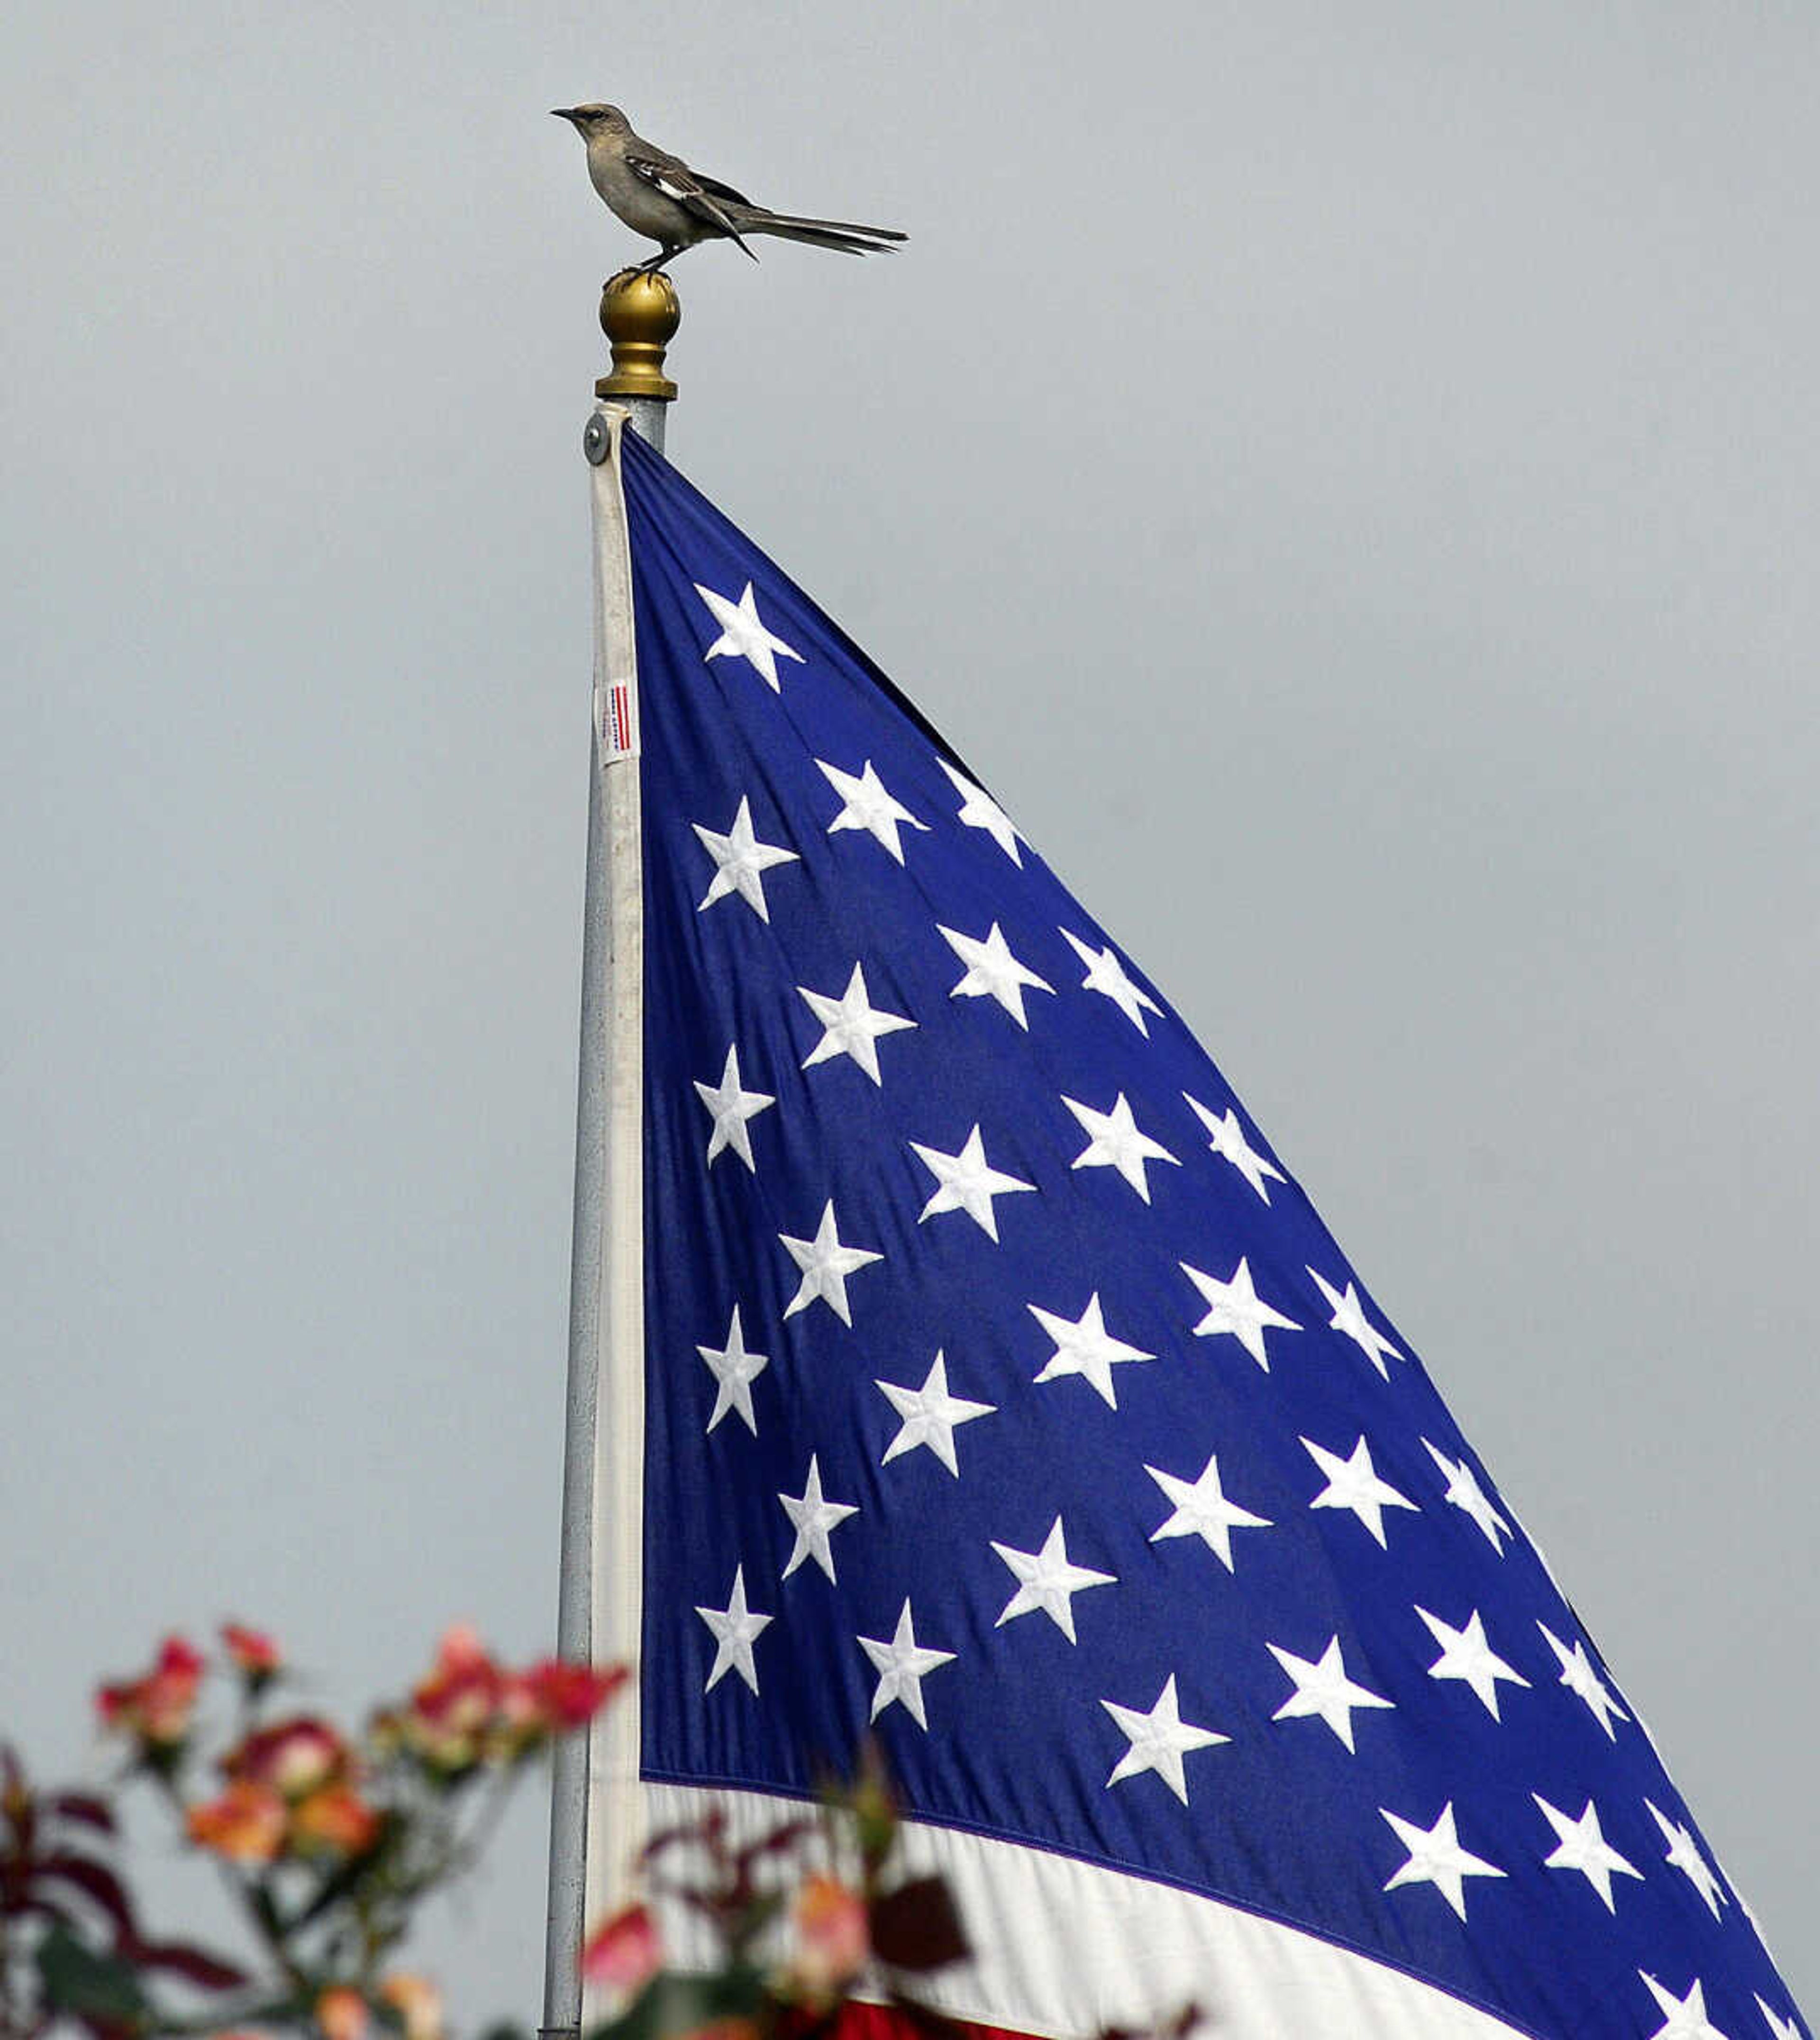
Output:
[1532, 1795, 1641, 1913]
[938, 758, 1022, 864]
[857, 1600, 955, 1729]
[937, 922, 1053, 1030]
[1180, 1256, 1301, 1371]
[876, 1352, 995, 1476]
[778, 1455, 859, 1583]
[817, 758, 928, 864]
[1308, 1268, 1403, 1380]
[991, 1516, 1117, 1643]
[1062, 1093, 1179, 1203]
[1303, 1434, 1418, 1549]
[693, 1044, 774, 1171]
[1422, 1439, 1512, 1554]
[779, 1201, 883, 1326]
[1059, 928, 1163, 1035]
[1639, 1973, 1730, 2040]
[693, 580, 803, 692]
[1416, 1606, 1531, 1720]
[1538, 1623, 1630, 1740]
[909, 1125, 1035, 1241]
[1182, 1092, 1286, 1203]
[1755, 1995, 1802, 2040]
[1381, 1802, 1507, 1920]
[1146, 1453, 1272, 1572]
[1029, 1293, 1155, 1409]
[692, 796, 799, 921]
[1268, 1636, 1394, 1753]
[695, 1565, 773, 1694]
[696, 1305, 768, 1435]
[1101, 1675, 1227, 1805]
[1645, 1800, 1727, 1919]
[798, 963, 916, 1086]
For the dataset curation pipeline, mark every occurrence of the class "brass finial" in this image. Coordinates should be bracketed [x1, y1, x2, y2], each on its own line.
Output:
[597, 269, 681, 403]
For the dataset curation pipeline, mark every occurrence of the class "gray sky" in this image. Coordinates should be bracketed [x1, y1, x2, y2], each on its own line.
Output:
[3, 0, 1815, 2019]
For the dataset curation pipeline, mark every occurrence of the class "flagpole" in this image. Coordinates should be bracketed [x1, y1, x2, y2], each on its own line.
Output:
[542, 269, 678, 2040]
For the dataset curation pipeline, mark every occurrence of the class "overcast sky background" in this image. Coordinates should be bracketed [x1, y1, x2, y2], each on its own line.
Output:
[3, 0, 1815, 2021]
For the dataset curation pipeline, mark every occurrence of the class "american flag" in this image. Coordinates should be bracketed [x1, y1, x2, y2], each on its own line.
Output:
[600, 422, 1805, 2040]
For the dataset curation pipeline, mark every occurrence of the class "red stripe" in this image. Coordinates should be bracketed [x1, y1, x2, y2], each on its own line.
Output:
[818, 2000, 1049, 2040]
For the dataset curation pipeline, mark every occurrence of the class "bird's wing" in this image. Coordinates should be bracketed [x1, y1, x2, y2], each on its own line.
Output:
[687, 168, 757, 210]
[624, 145, 756, 248]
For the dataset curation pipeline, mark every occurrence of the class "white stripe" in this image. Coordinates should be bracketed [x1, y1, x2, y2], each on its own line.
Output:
[577, 408, 648, 2010]
[643, 1784, 1533, 2040]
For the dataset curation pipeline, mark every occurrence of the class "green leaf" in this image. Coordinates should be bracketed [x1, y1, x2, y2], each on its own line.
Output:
[587, 1964, 767, 2040]
[35, 1922, 153, 2025]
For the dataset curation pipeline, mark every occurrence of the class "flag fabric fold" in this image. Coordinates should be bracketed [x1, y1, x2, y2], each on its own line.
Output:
[596, 418, 1804, 2040]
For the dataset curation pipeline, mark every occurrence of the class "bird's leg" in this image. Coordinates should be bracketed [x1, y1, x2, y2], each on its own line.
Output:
[635, 243, 680, 275]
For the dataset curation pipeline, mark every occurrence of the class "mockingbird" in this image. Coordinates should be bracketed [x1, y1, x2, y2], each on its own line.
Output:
[552, 105, 905, 272]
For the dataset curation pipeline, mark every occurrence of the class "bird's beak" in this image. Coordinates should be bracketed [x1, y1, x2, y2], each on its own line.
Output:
[551, 108, 579, 123]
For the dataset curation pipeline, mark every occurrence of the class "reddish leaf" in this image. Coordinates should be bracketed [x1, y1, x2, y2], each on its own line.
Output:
[36, 1854, 135, 1936]
[13, 1896, 75, 1930]
[637, 1820, 703, 1863]
[868, 1879, 969, 1973]
[125, 1935, 248, 1991]
[49, 1796, 116, 1835]
[737, 1818, 815, 1867]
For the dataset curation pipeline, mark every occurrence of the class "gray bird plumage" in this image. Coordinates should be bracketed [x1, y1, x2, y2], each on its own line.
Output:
[551, 104, 906, 271]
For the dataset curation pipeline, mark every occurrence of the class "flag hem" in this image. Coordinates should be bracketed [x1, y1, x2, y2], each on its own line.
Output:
[579, 405, 650, 2010]
[642, 1782, 1542, 2040]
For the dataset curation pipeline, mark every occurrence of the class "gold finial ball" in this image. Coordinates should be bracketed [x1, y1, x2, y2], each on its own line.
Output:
[597, 268, 681, 403]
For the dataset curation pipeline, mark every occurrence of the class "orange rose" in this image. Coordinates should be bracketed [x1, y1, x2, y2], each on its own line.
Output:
[316, 1987, 368, 2040]
[792, 1875, 869, 1994]
[378, 1975, 443, 2040]
[187, 1781, 287, 1864]
[291, 1784, 381, 1857]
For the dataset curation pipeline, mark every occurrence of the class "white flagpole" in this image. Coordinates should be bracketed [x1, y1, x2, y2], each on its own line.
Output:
[542, 272, 679, 2040]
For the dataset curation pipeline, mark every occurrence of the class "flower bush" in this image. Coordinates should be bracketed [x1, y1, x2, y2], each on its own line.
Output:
[2, 1623, 624, 2040]
[581, 1748, 972, 2040]
[1, 1630, 996, 2040]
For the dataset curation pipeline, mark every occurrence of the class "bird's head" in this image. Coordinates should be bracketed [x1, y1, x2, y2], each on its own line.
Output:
[551, 104, 629, 137]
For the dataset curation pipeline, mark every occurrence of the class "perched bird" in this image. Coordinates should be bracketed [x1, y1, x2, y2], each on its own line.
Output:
[551, 105, 906, 272]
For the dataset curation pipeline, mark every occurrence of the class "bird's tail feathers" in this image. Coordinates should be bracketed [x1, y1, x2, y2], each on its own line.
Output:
[740, 209, 906, 256]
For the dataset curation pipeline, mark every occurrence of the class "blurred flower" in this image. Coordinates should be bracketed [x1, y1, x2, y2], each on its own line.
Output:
[316, 1986, 369, 2040]
[378, 1974, 443, 2040]
[291, 1784, 381, 1858]
[580, 1902, 662, 1995]
[97, 1637, 205, 1753]
[490, 1672, 547, 1761]
[224, 1717, 347, 1800]
[791, 1875, 869, 1994]
[403, 1627, 503, 1771]
[187, 1781, 287, 1864]
[221, 1622, 282, 1685]
[681, 2020, 761, 2040]
[526, 1659, 628, 1730]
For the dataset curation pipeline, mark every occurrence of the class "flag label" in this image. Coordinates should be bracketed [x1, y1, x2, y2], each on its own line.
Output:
[596, 677, 638, 762]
